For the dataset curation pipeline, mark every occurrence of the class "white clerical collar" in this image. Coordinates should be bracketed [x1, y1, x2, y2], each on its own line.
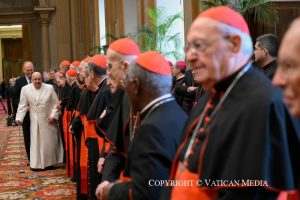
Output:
[99, 76, 108, 87]
[140, 93, 172, 115]
[176, 75, 185, 80]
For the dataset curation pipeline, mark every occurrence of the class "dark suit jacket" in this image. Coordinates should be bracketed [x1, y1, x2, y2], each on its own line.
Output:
[12, 76, 29, 111]
[263, 59, 277, 80]
[108, 100, 187, 200]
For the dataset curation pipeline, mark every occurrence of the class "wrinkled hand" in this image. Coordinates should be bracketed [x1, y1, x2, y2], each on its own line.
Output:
[15, 120, 22, 126]
[69, 125, 74, 134]
[95, 181, 110, 200]
[48, 117, 56, 124]
[55, 101, 61, 109]
[97, 157, 105, 173]
[102, 182, 115, 200]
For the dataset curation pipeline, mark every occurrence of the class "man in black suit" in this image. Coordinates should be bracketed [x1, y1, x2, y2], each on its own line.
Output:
[253, 33, 279, 79]
[96, 51, 187, 200]
[13, 61, 34, 162]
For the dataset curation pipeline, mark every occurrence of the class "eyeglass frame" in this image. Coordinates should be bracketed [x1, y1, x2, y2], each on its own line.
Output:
[184, 35, 231, 54]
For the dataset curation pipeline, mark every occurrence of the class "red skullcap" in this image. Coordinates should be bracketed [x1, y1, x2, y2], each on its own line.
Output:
[90, 54, 107, 69]
[82, 57, 92, 63]
[71, 61, 80, 67]
[197, 6, 250, 35]
[66, 69, 77, 77]
[109, 38, 140, 55]
[176, 61, 186, 71]
[135, 51, 171, 76]
[60, 60, 71, 66]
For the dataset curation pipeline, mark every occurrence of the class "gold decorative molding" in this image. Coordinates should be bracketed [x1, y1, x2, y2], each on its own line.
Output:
[0, 29, 22, 38]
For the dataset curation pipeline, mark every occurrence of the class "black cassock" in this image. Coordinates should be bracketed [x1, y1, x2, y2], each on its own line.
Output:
[86, 80, 111, 200]
[101, 90, 131, 183]
[108, 99, 187, 200]
[71, 89, 94, 200]
[162, 66, 300, 200]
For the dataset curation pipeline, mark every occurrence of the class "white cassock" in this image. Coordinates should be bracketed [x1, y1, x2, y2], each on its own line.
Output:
[16, 83, 64, 169]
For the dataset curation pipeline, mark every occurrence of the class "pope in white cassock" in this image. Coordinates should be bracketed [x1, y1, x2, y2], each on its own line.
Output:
[16, 72, 64, 169]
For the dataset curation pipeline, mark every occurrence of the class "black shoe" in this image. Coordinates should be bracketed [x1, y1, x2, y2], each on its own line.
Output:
[30, 168, 45, 172]
[45, 166, 55, 170]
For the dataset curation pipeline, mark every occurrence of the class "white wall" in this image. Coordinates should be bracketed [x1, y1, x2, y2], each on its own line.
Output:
[99, 0, 106, 47]
[123, 0, 138, 36]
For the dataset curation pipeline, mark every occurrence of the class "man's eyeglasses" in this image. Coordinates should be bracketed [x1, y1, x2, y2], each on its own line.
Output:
[184, 35, 230, 53]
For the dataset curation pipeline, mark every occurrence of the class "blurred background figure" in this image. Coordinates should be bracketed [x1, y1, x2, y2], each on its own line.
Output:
[171, 60, 186, 109]
[253, 33, 279, 79]
[6, 78, 15, 116]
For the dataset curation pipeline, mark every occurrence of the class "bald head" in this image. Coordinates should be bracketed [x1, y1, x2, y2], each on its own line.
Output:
[32, 72, 41, 79]
[273, 17, 300, 117]
[23, 61, 34, 79]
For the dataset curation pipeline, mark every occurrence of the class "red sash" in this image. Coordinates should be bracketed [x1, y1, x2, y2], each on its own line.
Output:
[278, 191, 300, 200]
[80, 115, 88, 194]
[62, 108, 72, 177]
[86, 120, 104, 153]
[119, 171, 134, 200]
[171, 162, 217, 200]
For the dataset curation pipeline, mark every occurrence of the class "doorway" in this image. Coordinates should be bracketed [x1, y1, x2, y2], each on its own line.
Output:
[0, 25, 23, 83]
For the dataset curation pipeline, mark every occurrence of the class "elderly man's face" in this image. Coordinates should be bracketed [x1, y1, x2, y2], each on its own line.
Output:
[273, 21, 300, 117]
[107, 49, 126, 88]
[56, 77, 65, 88]
[84, 69, 93, 90]
[76, 68, 86, 89]
[59, 65, 68, 75]
[32, 74, 42, 89]
[185, 18, 232, 91]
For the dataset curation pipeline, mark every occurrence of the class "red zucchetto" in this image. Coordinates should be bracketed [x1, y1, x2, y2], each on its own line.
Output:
[197, 6, 250, 35]
[109, 38, 140, 56]
[66, 69, 77, 77]
[90, 54, 107, 69]
[60, 60, 71, 66]
[71, 61, 80, 67]
[135, 51, 171, 76]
